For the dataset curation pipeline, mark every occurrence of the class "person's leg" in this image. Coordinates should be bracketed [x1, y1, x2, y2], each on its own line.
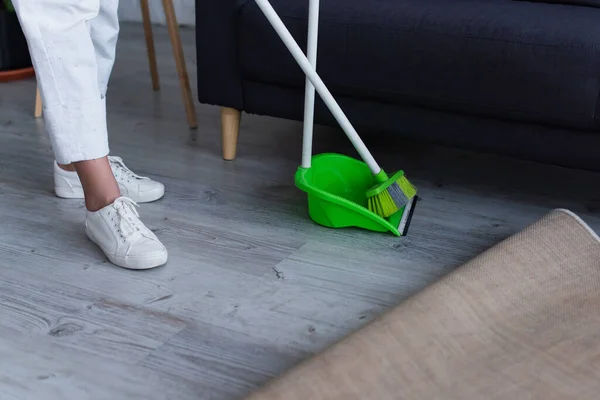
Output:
[13, 0, 119, 210]
[56, 0, 119, 178]
[56, 0, 117, 176]
[13, 0, 167, 269]
[53, 0, 164, 204]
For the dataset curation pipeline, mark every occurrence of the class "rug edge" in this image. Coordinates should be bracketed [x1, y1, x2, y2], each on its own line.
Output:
[553, 208, 600, 244]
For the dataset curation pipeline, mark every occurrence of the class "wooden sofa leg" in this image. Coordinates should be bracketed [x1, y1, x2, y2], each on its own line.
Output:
[221, 107, 241, 160]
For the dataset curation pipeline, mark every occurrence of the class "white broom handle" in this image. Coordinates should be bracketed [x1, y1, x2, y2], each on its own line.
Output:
[301, 0, 319, 168]
[254, 0, 382, 175]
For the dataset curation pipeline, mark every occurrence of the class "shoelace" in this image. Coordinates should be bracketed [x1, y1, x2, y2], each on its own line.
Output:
[110, 197, 153, 247]
[109, 156, 148, 184]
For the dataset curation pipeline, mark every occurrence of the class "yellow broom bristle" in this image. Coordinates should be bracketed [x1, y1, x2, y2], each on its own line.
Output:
[397, 175, 417, 199]
[367, 174, 417, 218]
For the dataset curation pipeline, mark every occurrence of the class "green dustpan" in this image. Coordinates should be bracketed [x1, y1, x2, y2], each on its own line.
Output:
[295, 153, 417, 236]
[253, 0, 418, 235]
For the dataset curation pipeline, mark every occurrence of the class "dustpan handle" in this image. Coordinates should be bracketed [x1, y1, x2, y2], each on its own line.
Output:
[301, 0, 319, 169]
[255, 0, 382, 176]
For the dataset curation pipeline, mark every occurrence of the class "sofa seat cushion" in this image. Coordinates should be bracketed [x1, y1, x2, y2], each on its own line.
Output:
[238, 0, 600, 130]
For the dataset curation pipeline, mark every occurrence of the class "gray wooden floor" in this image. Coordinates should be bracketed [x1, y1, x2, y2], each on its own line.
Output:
[1, 23, 600, 399]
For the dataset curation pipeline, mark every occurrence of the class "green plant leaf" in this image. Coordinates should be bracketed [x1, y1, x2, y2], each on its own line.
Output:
[4, 0, 14, 11]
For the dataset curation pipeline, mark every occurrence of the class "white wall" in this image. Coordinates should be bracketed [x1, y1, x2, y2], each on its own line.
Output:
[118, 0, 196, 26]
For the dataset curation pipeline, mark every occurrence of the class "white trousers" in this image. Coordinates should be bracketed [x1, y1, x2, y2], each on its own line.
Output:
[13, 0, 120, 164]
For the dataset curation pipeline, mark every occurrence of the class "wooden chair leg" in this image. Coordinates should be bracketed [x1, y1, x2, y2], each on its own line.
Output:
[140, 0, 160, 91]
[34, 85, 42, 118]
[221, 107, 241, 160]
[161, 0, 198, 129]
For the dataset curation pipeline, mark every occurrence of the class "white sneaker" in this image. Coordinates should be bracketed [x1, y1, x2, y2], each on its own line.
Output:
[86, 197, 168, 270]
[54, 156, 165, 203]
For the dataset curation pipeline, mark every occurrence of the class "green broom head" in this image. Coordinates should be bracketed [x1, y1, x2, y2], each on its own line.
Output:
[366, 170, 417, 218]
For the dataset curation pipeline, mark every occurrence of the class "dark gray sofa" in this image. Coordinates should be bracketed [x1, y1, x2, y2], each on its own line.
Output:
[195, 0, 600, 170]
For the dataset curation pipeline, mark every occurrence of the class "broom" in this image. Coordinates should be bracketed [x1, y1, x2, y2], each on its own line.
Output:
[254, 0, 417, 218]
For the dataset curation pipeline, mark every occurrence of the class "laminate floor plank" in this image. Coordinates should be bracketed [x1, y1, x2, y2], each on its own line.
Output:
[139, 324, 309, 400]
[0, 326, 200, 400]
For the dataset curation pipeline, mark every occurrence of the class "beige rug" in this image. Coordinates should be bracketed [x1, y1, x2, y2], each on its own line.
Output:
[246, 209, 600, 400]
